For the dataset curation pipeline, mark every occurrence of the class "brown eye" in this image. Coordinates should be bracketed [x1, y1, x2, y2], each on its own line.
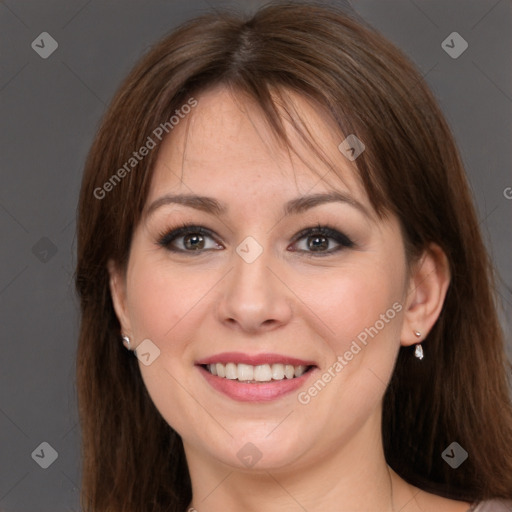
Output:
[182, 233, 206, 250]
[158, 225, 223, 253]
[290, 225, 354, 256]
[306, 234, 329, 251]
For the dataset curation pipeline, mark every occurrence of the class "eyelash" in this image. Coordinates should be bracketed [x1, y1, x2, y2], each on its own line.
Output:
[157, 222, 355, 257]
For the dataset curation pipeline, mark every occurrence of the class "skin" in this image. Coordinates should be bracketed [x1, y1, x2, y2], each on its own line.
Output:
[109, 86, 470, 512]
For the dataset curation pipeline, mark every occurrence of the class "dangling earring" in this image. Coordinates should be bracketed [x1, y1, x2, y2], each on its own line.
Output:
[122, 335, 131, 349]
[413, 330, 423, 360]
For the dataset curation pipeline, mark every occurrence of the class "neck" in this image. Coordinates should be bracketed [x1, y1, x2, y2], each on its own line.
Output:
[184, 411, 400, 512]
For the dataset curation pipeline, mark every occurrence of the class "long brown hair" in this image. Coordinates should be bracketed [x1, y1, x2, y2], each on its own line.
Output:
[75, 2, 512, 510]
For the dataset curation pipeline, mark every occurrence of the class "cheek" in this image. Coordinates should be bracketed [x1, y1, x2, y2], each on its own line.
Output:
[125, 259, 196, 342]
[123, 259, 210, 434]
[296, 262, 405, 358]
[126, 269, 175, 339]
[293, 266, 404, 426]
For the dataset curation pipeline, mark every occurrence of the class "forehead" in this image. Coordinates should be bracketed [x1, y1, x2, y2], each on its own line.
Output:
[147, 86, 367, 205]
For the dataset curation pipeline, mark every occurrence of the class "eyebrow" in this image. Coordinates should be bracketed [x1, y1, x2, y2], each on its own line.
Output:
[145, 191, 370, 219]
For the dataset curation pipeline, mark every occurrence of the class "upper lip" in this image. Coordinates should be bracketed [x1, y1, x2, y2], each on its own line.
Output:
[195, 352, 317, 367]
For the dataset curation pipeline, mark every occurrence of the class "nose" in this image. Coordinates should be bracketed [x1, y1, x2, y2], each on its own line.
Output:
[215, 243, 293, 334]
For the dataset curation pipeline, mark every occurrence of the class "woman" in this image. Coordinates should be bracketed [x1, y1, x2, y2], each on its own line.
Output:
[75, 2, 512, 511]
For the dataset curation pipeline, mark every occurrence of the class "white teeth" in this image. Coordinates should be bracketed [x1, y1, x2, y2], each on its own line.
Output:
[294, 365, 306, 377]
[253, 364, 272, 382]
[271, 363, 285, 380]
[225, 362, 237, 380]
[237, 363, 254, 381]
[206, 362, 310, 381]
[216, 363, 226, 378]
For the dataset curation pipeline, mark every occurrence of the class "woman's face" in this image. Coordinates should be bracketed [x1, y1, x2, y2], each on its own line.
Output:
[110, 86, 412, 472]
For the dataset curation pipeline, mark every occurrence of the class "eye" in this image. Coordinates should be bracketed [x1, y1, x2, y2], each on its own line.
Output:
[157, 224, 223, 253]
[157, 222, 354, 256]
[290, 224, 354, 256]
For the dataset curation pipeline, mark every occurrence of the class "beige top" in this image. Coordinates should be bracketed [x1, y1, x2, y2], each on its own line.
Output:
[468, 500, 512, 512]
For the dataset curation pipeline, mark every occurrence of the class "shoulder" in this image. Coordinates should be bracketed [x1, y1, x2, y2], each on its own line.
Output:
[391, 471, 511, 512]
[421, 496, 512, 512]
[470, 500, 512, 512]
[398, 491, 470, 512]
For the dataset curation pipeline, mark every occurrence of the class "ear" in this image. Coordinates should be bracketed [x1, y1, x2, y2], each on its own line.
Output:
[400, 243, 451, 346]
[107, 259, 132, 338]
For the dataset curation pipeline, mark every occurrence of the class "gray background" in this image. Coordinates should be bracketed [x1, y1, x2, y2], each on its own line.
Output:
[0, 1, 510, 511]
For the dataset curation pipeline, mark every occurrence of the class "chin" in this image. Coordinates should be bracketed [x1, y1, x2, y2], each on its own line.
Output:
[204, 428, 312, 471]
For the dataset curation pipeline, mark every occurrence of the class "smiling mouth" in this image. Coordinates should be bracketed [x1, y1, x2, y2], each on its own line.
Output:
[201, 363, 315, 383]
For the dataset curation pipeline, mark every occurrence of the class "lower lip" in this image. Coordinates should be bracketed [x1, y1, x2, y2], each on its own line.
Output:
[197, 365, 316, 402]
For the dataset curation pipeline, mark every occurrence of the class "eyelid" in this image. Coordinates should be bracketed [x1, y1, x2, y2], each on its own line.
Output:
[157, 222, 355, 255]
[157, 224, 221, 252]
[289, 224, 355, 256]
[291, 224, 354, 246]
